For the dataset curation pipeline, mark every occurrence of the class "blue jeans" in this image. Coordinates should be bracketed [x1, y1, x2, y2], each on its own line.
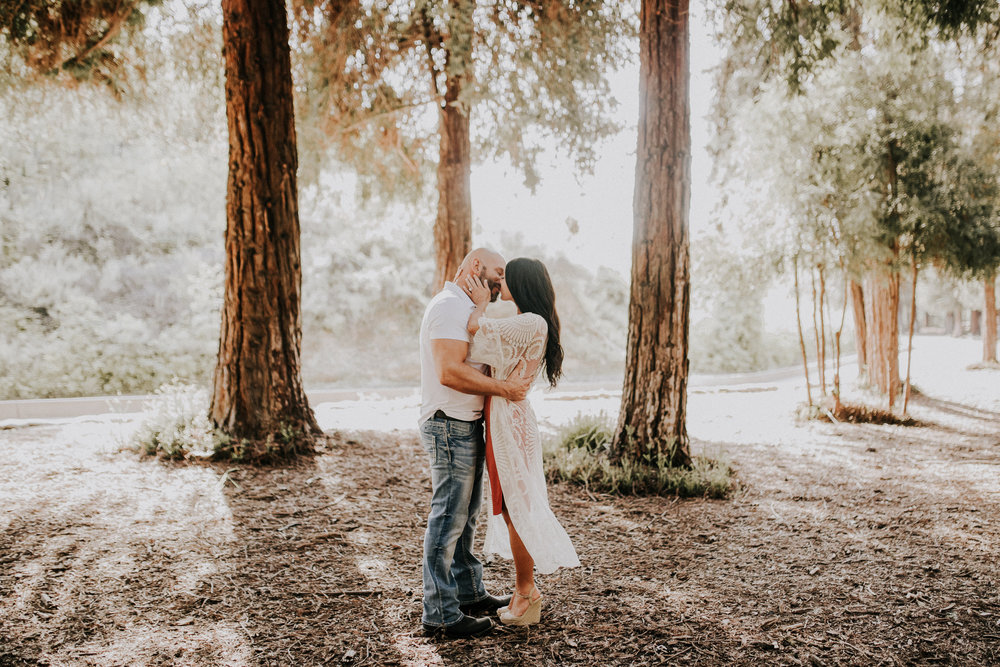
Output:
[420, 415, 488, 627]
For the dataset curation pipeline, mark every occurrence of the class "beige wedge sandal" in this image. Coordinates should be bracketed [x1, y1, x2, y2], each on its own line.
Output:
[498, 589, 543, 626]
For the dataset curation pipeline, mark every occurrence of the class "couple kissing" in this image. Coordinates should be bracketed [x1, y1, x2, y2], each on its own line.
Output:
[418, 248, 580, 638]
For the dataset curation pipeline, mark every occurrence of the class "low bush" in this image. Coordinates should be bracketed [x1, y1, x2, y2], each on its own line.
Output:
[544, 413, 735, 499]
[797, 398, 920, 426]
[129, 380, 227, 460]
[128, 380, 319, 463]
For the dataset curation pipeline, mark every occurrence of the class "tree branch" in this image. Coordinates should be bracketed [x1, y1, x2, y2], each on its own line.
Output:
[337, 97, 437, 134]
[55, 0, 138, 74]
[419, 6, 443, 102]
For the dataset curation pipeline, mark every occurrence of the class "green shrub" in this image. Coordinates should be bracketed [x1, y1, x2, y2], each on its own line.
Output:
[556, 411, 615, 453]
[543, 413, 735, 499]
[129, 380, 227, 460]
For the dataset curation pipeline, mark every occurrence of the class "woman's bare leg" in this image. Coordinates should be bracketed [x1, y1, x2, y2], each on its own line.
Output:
[502, 507, 539, 616]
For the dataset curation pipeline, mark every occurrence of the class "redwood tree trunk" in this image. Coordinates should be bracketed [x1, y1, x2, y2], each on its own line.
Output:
[864, 267, 901, 407]
[985, 275, 998, 363]
[211, 0, 320, 451]
[432, 73, 472, 290]
[613, 0, 691, 468]
[850, 280, 868, 379]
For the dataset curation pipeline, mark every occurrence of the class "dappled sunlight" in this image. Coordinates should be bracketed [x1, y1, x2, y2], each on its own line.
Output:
[66, 623, 254, 666]
[0, 418, 247, 663]
[316, 445, 444, 667]
[2, 338, 998, 663]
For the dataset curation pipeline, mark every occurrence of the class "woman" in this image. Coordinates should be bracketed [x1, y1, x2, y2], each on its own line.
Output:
[463, 257, 580, 627]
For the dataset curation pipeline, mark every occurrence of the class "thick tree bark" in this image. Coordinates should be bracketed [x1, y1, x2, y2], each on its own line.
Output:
[211, 0, 320, 453]
[985, 275, 998, 363]
[863, 266, 901, 406]
[432, 73, 472, 290]
[849, 280, 867, 379]
[613, 0, 691, 468]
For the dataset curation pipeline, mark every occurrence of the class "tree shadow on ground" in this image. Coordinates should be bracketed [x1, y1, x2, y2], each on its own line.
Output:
[909, 393, 1000, 426]
[3, 418, 1000, 666]
[0, 424, 259, 666]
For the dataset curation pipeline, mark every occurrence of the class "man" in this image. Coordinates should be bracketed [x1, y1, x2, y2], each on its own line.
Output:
[418, 248, 532, 638]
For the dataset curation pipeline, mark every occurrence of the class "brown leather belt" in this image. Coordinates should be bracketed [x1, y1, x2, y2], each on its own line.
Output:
[432, 409, 480, 423]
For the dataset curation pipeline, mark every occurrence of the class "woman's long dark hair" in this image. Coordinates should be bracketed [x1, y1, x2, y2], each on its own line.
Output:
[505, 258, 563, 387]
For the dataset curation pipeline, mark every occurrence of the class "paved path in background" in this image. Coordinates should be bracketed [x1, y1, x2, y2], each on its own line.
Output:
[0, 353, 853, 422]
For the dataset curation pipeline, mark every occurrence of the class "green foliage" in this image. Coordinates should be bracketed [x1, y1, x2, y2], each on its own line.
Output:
[291, 0, 635, 196]
[209, 421, 309, 464]
[544, 413, 735, 499]
[689, 230, 805, 373]
[710, 0, 999, 95]
[0, 0, 167, 96]
[711, 9, 1000, 313]
[0, 75, 634, 397]
[552, 411, 614, 453]
[0, 79, 224, 399]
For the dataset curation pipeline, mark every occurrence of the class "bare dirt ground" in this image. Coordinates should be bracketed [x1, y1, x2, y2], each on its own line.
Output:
[1, 337, 999, 666]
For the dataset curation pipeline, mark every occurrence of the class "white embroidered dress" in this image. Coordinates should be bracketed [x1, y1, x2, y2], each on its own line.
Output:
[469, 311, 580, 574]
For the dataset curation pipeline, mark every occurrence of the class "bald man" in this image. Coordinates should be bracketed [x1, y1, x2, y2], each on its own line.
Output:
[418, 248, 532, 638]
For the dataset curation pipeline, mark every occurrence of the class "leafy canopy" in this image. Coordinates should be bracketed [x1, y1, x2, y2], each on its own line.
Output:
[291, 0, 635, 196]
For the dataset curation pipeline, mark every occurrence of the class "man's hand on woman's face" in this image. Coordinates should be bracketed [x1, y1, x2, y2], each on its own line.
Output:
[464, 274, 491, 306]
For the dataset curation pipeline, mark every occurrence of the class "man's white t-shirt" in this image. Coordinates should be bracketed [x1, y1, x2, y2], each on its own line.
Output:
[418, 282, 487, 425]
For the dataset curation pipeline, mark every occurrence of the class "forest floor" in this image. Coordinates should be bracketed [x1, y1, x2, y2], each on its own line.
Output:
[1, 335, 999, 666]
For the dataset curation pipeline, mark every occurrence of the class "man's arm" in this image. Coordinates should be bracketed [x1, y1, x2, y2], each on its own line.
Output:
[432, 339, 531, 402]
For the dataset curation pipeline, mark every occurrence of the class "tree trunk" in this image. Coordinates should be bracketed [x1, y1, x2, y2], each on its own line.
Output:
[818, 265, 829, 395]
[971, 310, 982, 336]
[863, 267, 901, 407]
[810, 268, 825, 395]
[985, 275, 998, 363]
[902, 263, 918, 415]
[613, 0, 691, 468]
[952, 307, 964, 337]
[850, 280, 867, 380]
[794, 257, 813, 407]
[211, 0, 320, 455]
[833, 270, 849, 412]
[432, 72, 472, 290]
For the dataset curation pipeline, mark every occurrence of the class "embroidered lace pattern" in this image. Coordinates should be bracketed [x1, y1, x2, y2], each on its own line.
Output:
[469, 313, 580, 574]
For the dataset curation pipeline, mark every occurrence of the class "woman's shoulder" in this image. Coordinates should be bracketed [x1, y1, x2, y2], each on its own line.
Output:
[490, 311, 544, 326]
[506, 312, 547, 337]
[481, 312, 546, 340]
[518, 312, 546, 329]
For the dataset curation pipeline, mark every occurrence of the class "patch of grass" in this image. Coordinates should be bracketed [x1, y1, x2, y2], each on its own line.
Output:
[129, 380, 226, 460]
[129, 382, 316, 463]
[543, 413, 735, 499]
[211, 421, 313, 464]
